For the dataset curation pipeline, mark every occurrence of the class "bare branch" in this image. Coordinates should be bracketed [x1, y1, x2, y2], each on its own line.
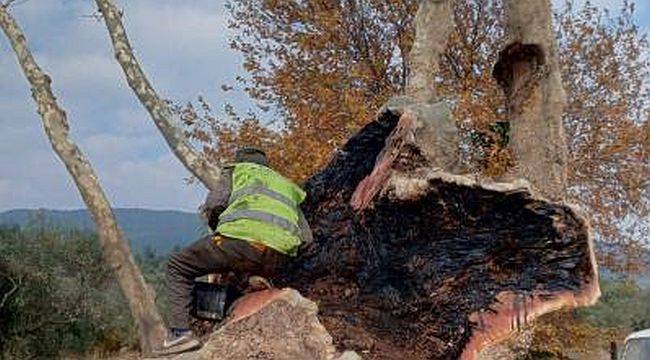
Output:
[80, 11, 103, 22]
[0, 5, 166, 354]
[94, 0, 223, 191]
[2, 0, 30, 8]
[0, 273, 19, 309]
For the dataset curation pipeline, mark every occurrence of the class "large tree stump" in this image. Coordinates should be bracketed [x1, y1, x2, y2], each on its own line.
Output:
[281, 97, 599, 359]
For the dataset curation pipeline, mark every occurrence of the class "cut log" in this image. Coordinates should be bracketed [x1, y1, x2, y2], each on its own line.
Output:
[280, 97, 600, 359]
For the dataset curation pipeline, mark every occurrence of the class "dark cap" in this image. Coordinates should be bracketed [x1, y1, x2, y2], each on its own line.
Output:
[235, 147, 268, 166]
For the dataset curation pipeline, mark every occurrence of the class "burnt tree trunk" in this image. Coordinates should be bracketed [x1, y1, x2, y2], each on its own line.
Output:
[275, 1, 596, 357]
[277, 98, 599, 359]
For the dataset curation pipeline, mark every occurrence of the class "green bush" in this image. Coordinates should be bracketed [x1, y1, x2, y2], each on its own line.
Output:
[0, 225, 145, 359]
[516, 277, 650, 358]
[578, 277, 650, 331]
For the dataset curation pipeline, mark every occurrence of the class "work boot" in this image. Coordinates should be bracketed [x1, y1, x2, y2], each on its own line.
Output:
[248, 275, 273, 291]
[154, 329, 202, 356]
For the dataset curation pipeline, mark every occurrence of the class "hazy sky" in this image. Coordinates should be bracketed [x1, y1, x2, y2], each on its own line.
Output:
[1, 0, 648, 212]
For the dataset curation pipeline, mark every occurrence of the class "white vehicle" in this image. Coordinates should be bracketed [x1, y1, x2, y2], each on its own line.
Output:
[621, 329, 650, 360]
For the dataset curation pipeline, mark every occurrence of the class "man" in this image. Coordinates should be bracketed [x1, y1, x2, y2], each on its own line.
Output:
[159, 147, 312, 355]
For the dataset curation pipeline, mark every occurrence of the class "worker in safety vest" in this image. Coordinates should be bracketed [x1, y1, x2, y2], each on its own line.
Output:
[159, 147, 312, 355]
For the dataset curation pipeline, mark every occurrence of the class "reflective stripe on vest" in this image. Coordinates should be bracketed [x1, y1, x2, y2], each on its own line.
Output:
[216, 162, 306, 256]
[228, 185, 297, 209]
[219, 210, 301, 237]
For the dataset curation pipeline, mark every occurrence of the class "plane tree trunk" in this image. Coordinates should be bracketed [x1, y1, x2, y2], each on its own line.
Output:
[0, 4, 166, 356]
[493, 0, 569, 201]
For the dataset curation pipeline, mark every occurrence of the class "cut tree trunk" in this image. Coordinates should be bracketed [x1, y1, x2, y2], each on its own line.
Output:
[174, 289, 360, 360]
[277, 97, 599, 359]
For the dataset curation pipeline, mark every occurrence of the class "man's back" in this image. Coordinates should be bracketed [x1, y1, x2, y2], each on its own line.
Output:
[215, 162, 308, 256]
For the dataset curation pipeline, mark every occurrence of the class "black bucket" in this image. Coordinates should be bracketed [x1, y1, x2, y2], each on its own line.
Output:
[192, 281, 241, 321]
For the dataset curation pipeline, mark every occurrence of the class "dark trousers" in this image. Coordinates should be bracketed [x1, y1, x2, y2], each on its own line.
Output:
[166, 235, 286, 329]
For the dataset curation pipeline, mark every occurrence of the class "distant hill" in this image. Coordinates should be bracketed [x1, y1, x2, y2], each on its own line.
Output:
[0, 208, 206, 255]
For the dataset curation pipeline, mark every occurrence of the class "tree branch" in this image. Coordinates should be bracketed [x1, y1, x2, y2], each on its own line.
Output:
[94, 0, 223, 191]
[0, 5, 166, 354]
[1, 0, 30, 8]
[0, 273, 19, 309]
[406, 0, 454, 103]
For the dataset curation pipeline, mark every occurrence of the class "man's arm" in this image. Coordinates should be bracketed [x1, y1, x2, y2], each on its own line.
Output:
[199, 168, 232, 230]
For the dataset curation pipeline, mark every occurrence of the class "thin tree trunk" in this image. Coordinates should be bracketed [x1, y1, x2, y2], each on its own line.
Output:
[94, 0, 223, 191]
[394, 0, 460, 174]
[406, 0, 453, 103]
[0, 4, 166, 355]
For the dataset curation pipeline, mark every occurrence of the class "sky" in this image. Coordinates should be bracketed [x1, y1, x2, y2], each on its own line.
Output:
[0, 0, 648, 212]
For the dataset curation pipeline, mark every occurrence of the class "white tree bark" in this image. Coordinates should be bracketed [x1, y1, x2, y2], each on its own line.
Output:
[496, 0, 568, 201]
[391, 0, 460, 173]
[94, 0, 223, 191]
[0, 4, 166, 355]
[406, 0, 453, 103]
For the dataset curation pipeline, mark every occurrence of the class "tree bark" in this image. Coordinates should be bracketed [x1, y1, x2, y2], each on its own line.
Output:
[493, 0, 568, 201]
[398, 0, 461, 176]
[0, 4, 166, 355]
[94, 0, 224, 191]
[406, 0, 453, 104]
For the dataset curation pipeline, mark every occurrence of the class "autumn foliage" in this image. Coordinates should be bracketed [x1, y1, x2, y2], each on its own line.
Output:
[182, 0, 649, 271]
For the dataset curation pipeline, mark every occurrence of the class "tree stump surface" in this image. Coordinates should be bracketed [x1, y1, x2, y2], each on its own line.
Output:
[280, 100, 600, 359]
